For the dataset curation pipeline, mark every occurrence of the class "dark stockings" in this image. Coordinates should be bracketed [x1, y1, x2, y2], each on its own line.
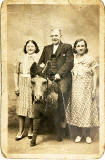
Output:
[76, 127, 91, 138]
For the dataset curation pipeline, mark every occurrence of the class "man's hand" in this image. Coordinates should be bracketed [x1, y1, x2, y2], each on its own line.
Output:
[39, 63, 45, 68]
[55, 73, 61, 80]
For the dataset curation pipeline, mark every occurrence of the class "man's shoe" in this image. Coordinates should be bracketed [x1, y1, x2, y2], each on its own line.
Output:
[57, 137, 63, 142]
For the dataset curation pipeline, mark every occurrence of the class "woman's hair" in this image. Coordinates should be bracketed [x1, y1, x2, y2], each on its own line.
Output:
[24, 40, 40, 54]
[73, 38, 88, 54]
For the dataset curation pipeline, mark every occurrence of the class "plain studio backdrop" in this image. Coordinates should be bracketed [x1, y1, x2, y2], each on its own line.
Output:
[7, 4, 99, 134]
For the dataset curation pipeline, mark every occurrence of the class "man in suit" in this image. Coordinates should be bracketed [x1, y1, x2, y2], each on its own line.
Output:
[39, 28, 74, 138]
[39, 28, 73, 104]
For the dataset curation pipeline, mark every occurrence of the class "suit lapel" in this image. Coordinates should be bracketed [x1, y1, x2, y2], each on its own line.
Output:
[55, 42, 63, 57]
[48, 42, 63, 59]
[48, 45, 53, 60]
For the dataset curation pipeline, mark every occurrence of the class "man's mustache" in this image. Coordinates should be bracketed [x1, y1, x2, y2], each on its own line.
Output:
[52, 39, 58, 41]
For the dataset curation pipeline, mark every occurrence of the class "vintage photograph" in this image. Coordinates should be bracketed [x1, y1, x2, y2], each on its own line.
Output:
[1, 0, 105, 159]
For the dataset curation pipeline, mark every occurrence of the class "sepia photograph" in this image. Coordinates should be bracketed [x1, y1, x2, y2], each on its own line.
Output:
[1, 0, 105, 159]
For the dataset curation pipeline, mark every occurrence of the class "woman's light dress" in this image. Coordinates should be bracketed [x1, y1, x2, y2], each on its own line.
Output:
[66, 53, 99, 127]
[15, 53, 39, 118]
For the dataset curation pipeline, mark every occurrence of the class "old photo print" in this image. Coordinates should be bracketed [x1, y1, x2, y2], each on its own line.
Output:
[1, 0, 105, 159]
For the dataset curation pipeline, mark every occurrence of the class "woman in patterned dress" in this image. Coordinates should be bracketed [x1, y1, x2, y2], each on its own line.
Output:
[66, 39, 99, 144]
[14, 40, 40, 140]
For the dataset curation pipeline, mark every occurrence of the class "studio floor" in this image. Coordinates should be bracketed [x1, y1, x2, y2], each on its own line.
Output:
[7, 128, 99, 156]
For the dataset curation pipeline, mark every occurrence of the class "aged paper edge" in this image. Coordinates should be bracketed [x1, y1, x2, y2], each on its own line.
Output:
[1, 0, 105, 159]
[1, 0, 105, 5]
[1, 0, 8, 158]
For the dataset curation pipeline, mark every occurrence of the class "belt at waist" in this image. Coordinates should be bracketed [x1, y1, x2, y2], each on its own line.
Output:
[20, 73, 30, 78]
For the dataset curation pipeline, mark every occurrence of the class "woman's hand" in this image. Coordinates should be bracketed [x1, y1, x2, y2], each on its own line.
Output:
[15, 87, 20, 96]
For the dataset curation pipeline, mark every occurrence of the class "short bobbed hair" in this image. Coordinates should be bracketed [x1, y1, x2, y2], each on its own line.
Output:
[24, 40, 40, 54]
[73, 38, 88, 54]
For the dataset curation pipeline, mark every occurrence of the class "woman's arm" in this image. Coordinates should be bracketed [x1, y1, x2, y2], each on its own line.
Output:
[14, 60, 20, 95]
[14, 72, 19, 91]
[92, 66, 98, 98]
[93, 69, 97, 89]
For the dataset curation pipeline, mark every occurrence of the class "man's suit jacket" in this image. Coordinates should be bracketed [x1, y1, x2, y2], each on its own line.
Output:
[39, 42, 74, 79]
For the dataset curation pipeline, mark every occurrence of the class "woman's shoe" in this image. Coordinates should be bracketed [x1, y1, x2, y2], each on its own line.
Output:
[28, 133, 33, 139]
[75, 136, 82, 143]
[86, 137, 92, 144]
[15, 131, 24, 141]
[28, 132, 33, 139]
